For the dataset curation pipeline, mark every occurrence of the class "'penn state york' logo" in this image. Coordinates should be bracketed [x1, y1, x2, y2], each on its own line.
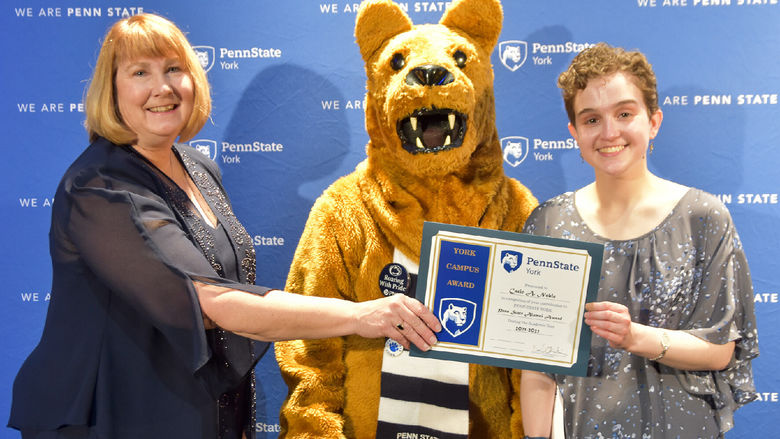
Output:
[501, 250, 523, 273]
[439, 298, 476, 338]
[498, 40, 528, 72]
[192, 45, 215, 72]
[501, 136, 529, 167]
[188, 139, 218, 161]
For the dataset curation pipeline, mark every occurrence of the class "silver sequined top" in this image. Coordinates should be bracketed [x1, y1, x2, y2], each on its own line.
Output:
[522, 188, 759, 439]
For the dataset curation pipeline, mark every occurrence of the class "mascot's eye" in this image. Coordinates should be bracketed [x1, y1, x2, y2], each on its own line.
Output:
[391, 53, 405, 71]
[453, 50, 467, 68]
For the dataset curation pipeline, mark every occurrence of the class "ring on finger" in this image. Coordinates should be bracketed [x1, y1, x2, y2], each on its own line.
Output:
[396, 323, 405, 331]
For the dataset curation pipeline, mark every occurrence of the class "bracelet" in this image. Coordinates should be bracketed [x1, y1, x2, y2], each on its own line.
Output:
[649, 330, 670, 361]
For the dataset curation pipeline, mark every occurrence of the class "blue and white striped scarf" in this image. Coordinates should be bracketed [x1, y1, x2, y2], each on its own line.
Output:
[376, 249, 470, 439]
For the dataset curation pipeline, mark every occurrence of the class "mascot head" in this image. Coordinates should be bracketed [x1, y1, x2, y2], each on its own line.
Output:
[355, 0, 503, 178]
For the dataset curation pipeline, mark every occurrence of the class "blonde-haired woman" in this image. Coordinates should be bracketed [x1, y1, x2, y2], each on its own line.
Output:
[9, 13, 440, 439]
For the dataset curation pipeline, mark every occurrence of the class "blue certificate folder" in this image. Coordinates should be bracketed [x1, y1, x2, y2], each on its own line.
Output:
[410, 221, 604, 376]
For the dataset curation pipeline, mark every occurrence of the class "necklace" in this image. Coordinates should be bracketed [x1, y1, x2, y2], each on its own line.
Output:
[132, 144, 182, 185]
[171, 149, 218, 228]
[133, 144, 217, 227]
[169, 150, 187, 189]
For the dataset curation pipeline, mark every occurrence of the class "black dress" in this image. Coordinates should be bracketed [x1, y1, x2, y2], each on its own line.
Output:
[8, 137, 270, 439]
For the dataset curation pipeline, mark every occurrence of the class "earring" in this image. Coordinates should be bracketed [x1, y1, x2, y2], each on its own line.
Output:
[649, 142, 654, 154]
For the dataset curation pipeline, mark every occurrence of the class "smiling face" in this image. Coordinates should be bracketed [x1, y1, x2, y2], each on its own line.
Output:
[568, 72, 662, 179]
[114, 56, 194, 149]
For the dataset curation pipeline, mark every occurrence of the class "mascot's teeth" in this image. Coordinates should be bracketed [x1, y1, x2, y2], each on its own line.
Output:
[397, 108, 467, 154]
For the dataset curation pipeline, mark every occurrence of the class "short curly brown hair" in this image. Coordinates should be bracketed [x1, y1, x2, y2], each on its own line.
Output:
[558, 42, 658, 125]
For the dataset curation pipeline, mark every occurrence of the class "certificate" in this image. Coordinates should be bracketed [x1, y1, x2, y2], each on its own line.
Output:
[410, 222, 603, 376]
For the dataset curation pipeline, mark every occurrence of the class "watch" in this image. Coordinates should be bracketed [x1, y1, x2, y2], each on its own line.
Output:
[650, 331, 670, 361]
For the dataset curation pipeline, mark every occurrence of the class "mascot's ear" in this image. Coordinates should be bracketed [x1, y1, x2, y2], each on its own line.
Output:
[355, 0, 413, 63]
[440, 0, 503, 53]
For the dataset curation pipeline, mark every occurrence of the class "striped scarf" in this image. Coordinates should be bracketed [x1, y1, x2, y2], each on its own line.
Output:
[375, 249, 470, 439]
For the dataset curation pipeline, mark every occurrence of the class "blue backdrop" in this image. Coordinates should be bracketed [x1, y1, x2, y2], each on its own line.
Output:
[2, 1, 778, 437]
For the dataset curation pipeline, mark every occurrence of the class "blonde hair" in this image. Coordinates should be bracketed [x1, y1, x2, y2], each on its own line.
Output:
[85, 13, 211, 144]
[558, 42, 658, 125]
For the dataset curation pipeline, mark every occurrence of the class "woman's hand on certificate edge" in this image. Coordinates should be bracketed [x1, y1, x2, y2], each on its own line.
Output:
[583, 301, 637, 350]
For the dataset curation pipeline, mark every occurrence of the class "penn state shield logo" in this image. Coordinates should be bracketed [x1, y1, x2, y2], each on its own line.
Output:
[498, 40, 528, 72]
[192, 45, 215, 72]
[438, 298, 477, 338]
[500, 250, 523, 273]
[501, 136, 529, 167]
[188, 139, 218, 161]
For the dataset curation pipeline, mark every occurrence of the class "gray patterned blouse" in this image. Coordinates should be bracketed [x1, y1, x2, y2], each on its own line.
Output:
[522, 188, 759, 439]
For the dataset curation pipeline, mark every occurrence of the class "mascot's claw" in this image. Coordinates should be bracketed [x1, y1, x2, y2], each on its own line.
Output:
[397, 107, 467, 154]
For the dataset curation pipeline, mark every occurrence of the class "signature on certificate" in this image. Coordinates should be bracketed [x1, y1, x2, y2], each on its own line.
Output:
[532, 344, 568, 358]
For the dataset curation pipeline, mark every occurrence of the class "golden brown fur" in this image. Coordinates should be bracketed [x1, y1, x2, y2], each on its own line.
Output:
[275, 0, 537, 437]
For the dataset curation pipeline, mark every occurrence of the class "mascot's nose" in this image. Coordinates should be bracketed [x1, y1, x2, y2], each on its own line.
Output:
[406, 64, 454, 86]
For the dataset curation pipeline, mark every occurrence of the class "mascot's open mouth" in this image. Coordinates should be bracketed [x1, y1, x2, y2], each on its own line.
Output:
[396, 107, 467, 154]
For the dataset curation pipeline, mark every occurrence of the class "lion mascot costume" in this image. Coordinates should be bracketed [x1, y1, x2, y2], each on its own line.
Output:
[275, 0, 537, 437]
